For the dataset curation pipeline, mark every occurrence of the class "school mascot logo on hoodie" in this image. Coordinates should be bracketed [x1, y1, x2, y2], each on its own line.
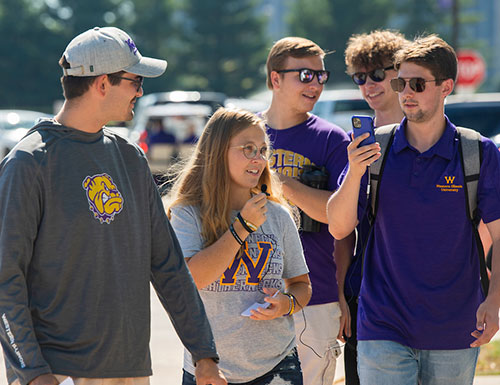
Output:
[82, 173, 124, 224]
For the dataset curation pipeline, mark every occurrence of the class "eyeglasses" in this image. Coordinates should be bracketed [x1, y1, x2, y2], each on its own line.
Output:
[276, 68, 330, 84]
[231, 144, 272, 161]
[351, 66, 394, 85]
[110, 75, 144, 91]
[390, 77, 445, 93]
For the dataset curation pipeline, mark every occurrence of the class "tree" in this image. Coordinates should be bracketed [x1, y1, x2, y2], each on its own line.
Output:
[0, 0, 137, 110]
[0, 0, 63, 110]
[393, 0, 449, 41]
[287, 0, 396, 86]
[117, 0, 181, 93]
[179, 0, 270, 96]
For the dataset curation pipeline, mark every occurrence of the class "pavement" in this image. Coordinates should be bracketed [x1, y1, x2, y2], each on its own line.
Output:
[1, 290, 499, 385]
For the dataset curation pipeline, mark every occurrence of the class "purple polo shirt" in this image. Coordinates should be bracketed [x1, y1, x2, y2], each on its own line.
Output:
[266, 114, 349, 305]
[353, 117, 500, 349]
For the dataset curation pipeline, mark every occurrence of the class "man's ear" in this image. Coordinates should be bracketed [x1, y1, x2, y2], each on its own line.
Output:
[93, 75, 109, 96]
[441, 78, 454, 98]
[270, 71, 281, 90]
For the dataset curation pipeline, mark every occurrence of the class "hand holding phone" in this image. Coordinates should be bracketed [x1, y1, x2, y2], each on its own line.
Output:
[352, 115, 375, 146]
[241, 290, 279, 317]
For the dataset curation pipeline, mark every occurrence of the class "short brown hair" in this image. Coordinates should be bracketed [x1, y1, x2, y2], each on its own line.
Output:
[394, 34, 457, 84]
[266, 37, 325, 89]
[345, 30, 408, 74]
[59, 56, 123, 99]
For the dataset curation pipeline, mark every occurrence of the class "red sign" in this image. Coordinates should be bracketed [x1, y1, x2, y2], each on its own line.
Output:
[457, 50, 486, 88]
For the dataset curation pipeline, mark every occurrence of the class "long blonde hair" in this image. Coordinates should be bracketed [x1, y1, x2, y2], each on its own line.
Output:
[167, 107, 290, 247]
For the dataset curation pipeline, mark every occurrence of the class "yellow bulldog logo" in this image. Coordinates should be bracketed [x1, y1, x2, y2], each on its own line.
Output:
[82, 173, 124, 224]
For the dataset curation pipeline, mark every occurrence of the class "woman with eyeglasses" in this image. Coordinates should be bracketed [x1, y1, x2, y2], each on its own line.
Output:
[166, 107, 312, 385]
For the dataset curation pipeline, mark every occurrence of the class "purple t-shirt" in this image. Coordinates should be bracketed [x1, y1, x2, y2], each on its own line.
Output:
[266, 114, 349, 305]
[353, 117, 500, 349]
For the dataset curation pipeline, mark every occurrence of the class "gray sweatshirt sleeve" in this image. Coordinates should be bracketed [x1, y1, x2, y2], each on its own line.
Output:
[0, 155, 52, 385]
[147, 175, 218, 364]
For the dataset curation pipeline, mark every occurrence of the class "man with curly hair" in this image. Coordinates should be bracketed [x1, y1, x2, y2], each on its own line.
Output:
[340, 30, 408, 385]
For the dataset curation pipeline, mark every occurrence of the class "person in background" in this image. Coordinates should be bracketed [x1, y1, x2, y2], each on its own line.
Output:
[167, 107, 312, 385]
[0, 26, 225, 385]
[340, 29, 408, 385]
[261, 36, 350, 385]
[328, 34, 500, 385]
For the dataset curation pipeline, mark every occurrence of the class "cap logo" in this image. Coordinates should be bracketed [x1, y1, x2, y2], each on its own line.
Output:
[125, 38, 138, 55]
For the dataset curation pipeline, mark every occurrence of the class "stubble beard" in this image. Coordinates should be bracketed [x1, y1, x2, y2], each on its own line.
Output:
[403, 108, 426, 123]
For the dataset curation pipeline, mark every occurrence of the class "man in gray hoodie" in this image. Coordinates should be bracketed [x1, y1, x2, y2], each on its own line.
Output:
[0, 27, 226, 385]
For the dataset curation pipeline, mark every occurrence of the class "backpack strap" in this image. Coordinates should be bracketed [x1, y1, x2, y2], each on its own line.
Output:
[457, 127, 482, 223]
[368, 123, 398, 225]
[456, 126, 489, 296]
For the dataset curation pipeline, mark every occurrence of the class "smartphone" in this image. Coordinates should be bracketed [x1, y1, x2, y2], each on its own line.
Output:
[352, 115, 375, 146]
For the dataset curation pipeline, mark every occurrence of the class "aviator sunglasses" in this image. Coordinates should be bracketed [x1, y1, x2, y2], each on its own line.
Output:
[277, 68, 330, 85]
[390, 77, 445, 93]
[109, 75, 144, 91]
[351, 66, 394, 85]
[231, 143, 272, 161]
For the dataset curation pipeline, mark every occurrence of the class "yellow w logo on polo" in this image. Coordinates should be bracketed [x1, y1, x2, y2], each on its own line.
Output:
[444, 176, 455, 184]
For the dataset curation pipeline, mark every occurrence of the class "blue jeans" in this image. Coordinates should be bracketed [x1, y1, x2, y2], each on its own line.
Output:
[358, 340, 479, 385]
[182, 348, 303, 385]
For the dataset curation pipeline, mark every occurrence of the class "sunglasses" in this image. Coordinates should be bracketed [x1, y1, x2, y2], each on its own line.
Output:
[351, 66, 394, 85]
[110, 75, 144, 91]
[390, 77, 444, 93]
[277, 68, 330, 84]
[232, 144, 272, 161]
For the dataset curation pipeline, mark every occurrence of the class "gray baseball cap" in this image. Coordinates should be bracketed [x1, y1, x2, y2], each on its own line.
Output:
[62, 27, 167, 78]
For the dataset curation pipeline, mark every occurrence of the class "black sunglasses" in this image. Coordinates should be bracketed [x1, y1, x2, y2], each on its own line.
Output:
[390, 77, 445, 93]
[110, 75, 144, 91]
[277, 68, 330, 85]
[351, 66, 394, 85]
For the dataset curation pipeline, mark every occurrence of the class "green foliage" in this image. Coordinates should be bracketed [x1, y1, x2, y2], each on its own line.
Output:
[0, 0, 134, 110]
[394, 0, 448, 39]
[0, 0, 269, 110]
[287, 0, 396, 86]
[177, 0, 270, 96]
[1, 0, 491, 110]
[0, 0, 61, 110]
[118, 0, 181, 94]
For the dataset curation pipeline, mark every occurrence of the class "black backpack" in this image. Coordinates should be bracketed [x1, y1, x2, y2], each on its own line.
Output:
[365, 124, 489, 296]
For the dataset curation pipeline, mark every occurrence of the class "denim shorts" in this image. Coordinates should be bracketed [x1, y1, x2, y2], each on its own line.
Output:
[182, 347, 303, 385]
[357, 340, 479, 385]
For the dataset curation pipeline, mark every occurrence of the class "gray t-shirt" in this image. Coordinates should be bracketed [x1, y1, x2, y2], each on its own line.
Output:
[170, 202, 308, 382]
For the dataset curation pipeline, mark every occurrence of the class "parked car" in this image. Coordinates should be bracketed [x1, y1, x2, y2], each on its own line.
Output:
[445, 93, 500, 147]
[224, 97, 268, 113]
[131, 103, 212, 177]
[311, 89, 372, 132]
[132, 90, 225, 134]
[130, 91, 227, 178]
[0, 109, 52, 158]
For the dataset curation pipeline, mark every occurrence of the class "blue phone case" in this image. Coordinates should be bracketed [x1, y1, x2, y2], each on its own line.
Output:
[352, 115, 375, 146]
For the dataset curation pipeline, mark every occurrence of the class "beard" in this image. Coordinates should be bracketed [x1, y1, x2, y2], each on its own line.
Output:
[403, 108, 426, 122]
